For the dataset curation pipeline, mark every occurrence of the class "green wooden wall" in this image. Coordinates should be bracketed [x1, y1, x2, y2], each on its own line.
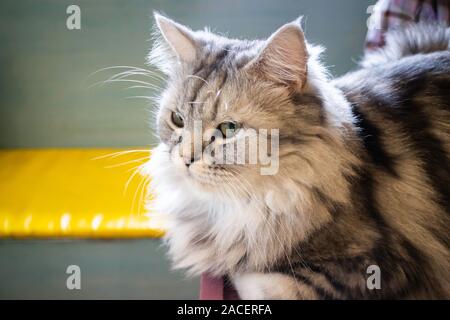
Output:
[0, 0, 374, 148]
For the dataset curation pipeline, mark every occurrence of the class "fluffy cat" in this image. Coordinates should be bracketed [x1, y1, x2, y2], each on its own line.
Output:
[144, 13, 450, 299]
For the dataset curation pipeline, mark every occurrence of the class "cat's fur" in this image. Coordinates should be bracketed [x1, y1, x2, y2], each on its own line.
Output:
[144, 14, 450, 299]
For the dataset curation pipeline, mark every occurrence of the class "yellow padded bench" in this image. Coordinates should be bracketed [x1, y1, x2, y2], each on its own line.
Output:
[0, 148, 165, 238]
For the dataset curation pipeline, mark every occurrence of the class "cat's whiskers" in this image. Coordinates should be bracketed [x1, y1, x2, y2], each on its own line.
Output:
[103, 156, 150, 169]
[88, 69, 163, 90]
[108, 70, 163, 82]
[92, 152, 151, 211]
[125, 85, 157, 90]
[186, 74, 211, 87]
[90, 78, 157, 89]
[124, 163, 146, 196]
[138, 175, 151, 216]
[87, 65, 165, 82]
[131, 166, 148, 215]
[125, 96, 156, 101]
[91, 149, 150, 160]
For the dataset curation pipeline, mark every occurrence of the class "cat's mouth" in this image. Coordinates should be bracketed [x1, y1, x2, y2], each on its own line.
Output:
[184, 163, 236, 190]
[186, 166, 220, 186]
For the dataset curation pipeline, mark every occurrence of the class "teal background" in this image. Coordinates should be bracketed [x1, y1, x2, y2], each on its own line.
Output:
[0, 0, 375, 148]
[0, 0, 375, 299]
[0, 239, 199, 299]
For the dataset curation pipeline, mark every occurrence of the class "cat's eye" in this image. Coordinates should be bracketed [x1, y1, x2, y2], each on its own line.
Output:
[171, 111, 184, 128]
[218, 121, 240, 138]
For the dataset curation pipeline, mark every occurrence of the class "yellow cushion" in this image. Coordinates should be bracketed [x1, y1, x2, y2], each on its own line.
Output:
[0, 149, 165, 238]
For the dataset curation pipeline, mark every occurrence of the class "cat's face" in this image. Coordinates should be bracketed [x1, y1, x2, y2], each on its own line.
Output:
[150, 14, 321, 198]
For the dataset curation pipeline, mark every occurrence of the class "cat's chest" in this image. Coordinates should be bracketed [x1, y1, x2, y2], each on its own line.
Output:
[165, 198, 305, 276]
[165, 203, 270, 274]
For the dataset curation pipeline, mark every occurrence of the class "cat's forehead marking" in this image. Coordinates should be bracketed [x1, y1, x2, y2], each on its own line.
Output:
[175, 40, 259, 123]
[180, 47, 233, 121]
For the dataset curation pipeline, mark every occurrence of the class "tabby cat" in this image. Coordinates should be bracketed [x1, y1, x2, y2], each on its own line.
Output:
[144, 14, 450, 299]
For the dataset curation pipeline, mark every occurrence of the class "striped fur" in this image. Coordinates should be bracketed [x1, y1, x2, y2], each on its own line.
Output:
[145, 15, 450, 299]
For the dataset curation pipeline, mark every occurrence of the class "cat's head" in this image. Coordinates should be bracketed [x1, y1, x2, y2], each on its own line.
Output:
[147, 13, 338, 200]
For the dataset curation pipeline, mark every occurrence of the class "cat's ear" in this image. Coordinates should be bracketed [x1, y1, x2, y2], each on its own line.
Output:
[153, 13, 198, 63]
[246, 18, 308, 88]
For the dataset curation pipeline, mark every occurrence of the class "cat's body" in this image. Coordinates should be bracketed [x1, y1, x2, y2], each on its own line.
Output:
[145, 15, 450, 299]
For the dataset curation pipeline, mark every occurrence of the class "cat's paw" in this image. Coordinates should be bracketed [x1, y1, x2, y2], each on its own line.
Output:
[233, 272, 306, 300]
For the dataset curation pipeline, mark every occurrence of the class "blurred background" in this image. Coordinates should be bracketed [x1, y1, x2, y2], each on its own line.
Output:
[0, 0, 375, 299]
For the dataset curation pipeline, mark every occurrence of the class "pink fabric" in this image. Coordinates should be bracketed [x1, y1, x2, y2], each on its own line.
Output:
[366, 0, 450, 50]
[199, 274, 240, 300]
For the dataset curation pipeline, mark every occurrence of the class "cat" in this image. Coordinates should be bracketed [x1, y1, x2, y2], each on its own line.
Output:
[144, 13, 450, 299]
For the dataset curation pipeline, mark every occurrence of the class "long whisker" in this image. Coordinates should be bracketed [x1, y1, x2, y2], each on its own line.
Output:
[125, 96, 156, 101]
[103, 156, 150, 169]
[131, 168, 147, 214]
[87, 65, 164, 80]
[125, 85, 158, 90]
[186, 74, 210, 87]
[108, 70, 163, 81]
[138, 175, 151, 216]
[124, 164, 145, 195]
[89, 78, 156, 89]
[91, 149, 150, 160]
[89, 67, 163, 87]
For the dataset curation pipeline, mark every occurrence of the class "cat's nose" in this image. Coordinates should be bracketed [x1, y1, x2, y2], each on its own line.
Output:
[183, 156, 196, 167]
